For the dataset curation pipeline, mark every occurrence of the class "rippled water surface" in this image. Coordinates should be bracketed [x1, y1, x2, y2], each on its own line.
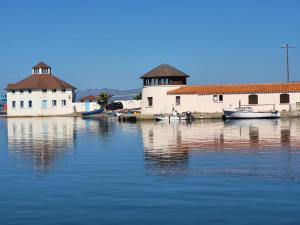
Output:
[1, 117, 300, 225]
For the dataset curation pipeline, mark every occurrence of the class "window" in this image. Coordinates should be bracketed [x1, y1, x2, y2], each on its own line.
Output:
[12, 90, 15, 94]
[248, 94, 258, 104]
[42, 100, 48, 109]
[147, 97, 153, 107]
[12, 101, 16, 108]
[280, 94, 290, 104]
[52, 100, 57, 107]
[176, 96, 181, 105]
[219, 95, 223, 102]
[28, 100, 32, 108]
[62, 89, 66, 92]
[213, 95, 218, 102]
[62, 100, 67, 107]
[52, 89, 57, 93]
[213, 94, 223, 102]
[20, 90, 24, 94]
[42, 89, 47, 93]
[28, 89, 32, 93]
[20, 101, 24, 108]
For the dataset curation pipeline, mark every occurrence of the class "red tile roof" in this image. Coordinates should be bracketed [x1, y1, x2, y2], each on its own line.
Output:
[80, 95, 96, 102]
[167, 82, 300, 95]
[32, 61, 51, 69]
[6, 74, 76, 90]
[140, 64, 189, 78]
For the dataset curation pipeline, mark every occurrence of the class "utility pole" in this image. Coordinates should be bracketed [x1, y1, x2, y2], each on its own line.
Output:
[281, 44, 294, 82]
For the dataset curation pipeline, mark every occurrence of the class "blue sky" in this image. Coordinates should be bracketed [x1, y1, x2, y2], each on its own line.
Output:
[0, 0, 299, 90]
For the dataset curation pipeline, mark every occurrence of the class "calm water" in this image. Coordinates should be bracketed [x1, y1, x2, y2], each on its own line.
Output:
[1, 117, 300, 225]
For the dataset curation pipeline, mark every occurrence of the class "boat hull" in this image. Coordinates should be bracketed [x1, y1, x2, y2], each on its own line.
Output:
[223, 109, 280, 119]
[155, 116, 186, 121]
[82, 108, 104, 116]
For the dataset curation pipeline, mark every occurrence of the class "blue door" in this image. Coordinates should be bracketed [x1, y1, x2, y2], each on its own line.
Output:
[42, 100, 48, 109]
[85, 101, 90, 112]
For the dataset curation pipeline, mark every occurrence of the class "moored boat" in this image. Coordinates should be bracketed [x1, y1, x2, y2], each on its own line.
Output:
[82, 108, 104, 116]
[156, 111, 194, 122]
[222, 107, 280, 119]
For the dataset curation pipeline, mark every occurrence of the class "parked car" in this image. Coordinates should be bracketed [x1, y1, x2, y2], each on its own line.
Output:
[106, 102, 123, 111]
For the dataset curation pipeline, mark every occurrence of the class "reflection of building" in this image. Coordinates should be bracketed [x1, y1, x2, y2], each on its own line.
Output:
[140, 64, 300, 115]
[7, 117, 102, 170]
[141, 119, 300, 175]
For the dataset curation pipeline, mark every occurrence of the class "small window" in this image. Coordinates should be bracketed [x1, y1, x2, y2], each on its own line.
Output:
[147, 97, 153, 107]
[20, 90, 24, 94]
[28, 89, 32, 93]
[12, 101, 16, 108]
[28, 100, 32, 108]
[176, 96, 181, 105]
[52, 89, 57, 93]
[213, 94, 223, 102]
[62, 100, 67, 107]
[12, 90, 15, 94]
[42, 100, 48, 109]
[280, 94, 290, 104]
[213, 95, 218, 102]
[42, 89, 47, 93]
[219, 95, 223, 102]
[248, 94, 258, 104]
[52, 100, 57, 107]
[20, 101, 24, 108]
[62, 89, 66, 92]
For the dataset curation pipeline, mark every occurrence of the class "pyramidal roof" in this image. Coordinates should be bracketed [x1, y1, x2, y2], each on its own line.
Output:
[140, 64, 189, 78]
[6, 74, 76, 90]
[6, 62, 75, 90]
[32, 61, 51, 69]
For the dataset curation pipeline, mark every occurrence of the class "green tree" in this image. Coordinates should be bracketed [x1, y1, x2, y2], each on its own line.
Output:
[134, 92, 142, 100]
[97, 92, 113, 109]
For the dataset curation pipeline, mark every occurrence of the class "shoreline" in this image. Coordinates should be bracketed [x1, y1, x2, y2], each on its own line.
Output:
[1, 111, 300, 120]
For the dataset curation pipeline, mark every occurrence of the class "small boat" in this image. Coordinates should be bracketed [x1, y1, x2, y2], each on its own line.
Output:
[222, 107, 280, 119]
[156, 111, 194, 122]
[82, 108, 104, 116]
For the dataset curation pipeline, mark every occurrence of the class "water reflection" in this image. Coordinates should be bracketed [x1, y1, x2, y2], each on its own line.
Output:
[7, 117, 105, 170]
[141, 119, 300, 176]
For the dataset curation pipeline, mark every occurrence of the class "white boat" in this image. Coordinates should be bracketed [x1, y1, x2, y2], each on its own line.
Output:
[222, 107, 280, 119]
[156, 111, 194, 122]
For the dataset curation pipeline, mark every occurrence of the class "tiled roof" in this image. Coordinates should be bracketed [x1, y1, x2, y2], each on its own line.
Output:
[80, 95, 96, 102]
[140, 64, 189, 78]
[32, 61, 50, 69]
[6, 74, 76, 90]
[167, 82, 300, 95]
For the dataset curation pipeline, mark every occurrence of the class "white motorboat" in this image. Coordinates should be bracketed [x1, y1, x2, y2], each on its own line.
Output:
[155, 111, 194, 122]
[222, 107, 280, 119]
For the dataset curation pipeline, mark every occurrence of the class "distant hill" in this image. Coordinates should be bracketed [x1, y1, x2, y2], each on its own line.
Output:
[76, 88, 142, 101]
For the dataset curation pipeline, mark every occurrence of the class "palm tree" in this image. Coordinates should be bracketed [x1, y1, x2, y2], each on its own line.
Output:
[134, 92, 142, 100]
[97, 92, 113, 109]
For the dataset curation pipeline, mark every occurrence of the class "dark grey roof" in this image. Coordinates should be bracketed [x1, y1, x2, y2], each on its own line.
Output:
[140, 64, 189, 78]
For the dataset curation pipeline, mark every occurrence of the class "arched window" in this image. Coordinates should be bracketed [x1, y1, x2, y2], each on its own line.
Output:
[280, 93, 290, 104]
[248, 94, 258, 104]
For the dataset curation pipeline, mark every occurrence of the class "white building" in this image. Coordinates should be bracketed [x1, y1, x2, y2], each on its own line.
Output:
[140, 64, 300, 115]
[6, 62, 77, 117]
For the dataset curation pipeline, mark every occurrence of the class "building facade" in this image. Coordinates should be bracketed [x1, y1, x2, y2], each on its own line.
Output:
[141, 64, 300, 115]
[6, 62, 77, 117]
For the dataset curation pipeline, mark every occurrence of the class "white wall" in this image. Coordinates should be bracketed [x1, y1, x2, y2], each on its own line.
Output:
[141, 86, 300, 114]
[7, 89, 75, 117]
[73, 102, 100, 113]
[117, 100, 141, 110]
[141, 85, 183, 114]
